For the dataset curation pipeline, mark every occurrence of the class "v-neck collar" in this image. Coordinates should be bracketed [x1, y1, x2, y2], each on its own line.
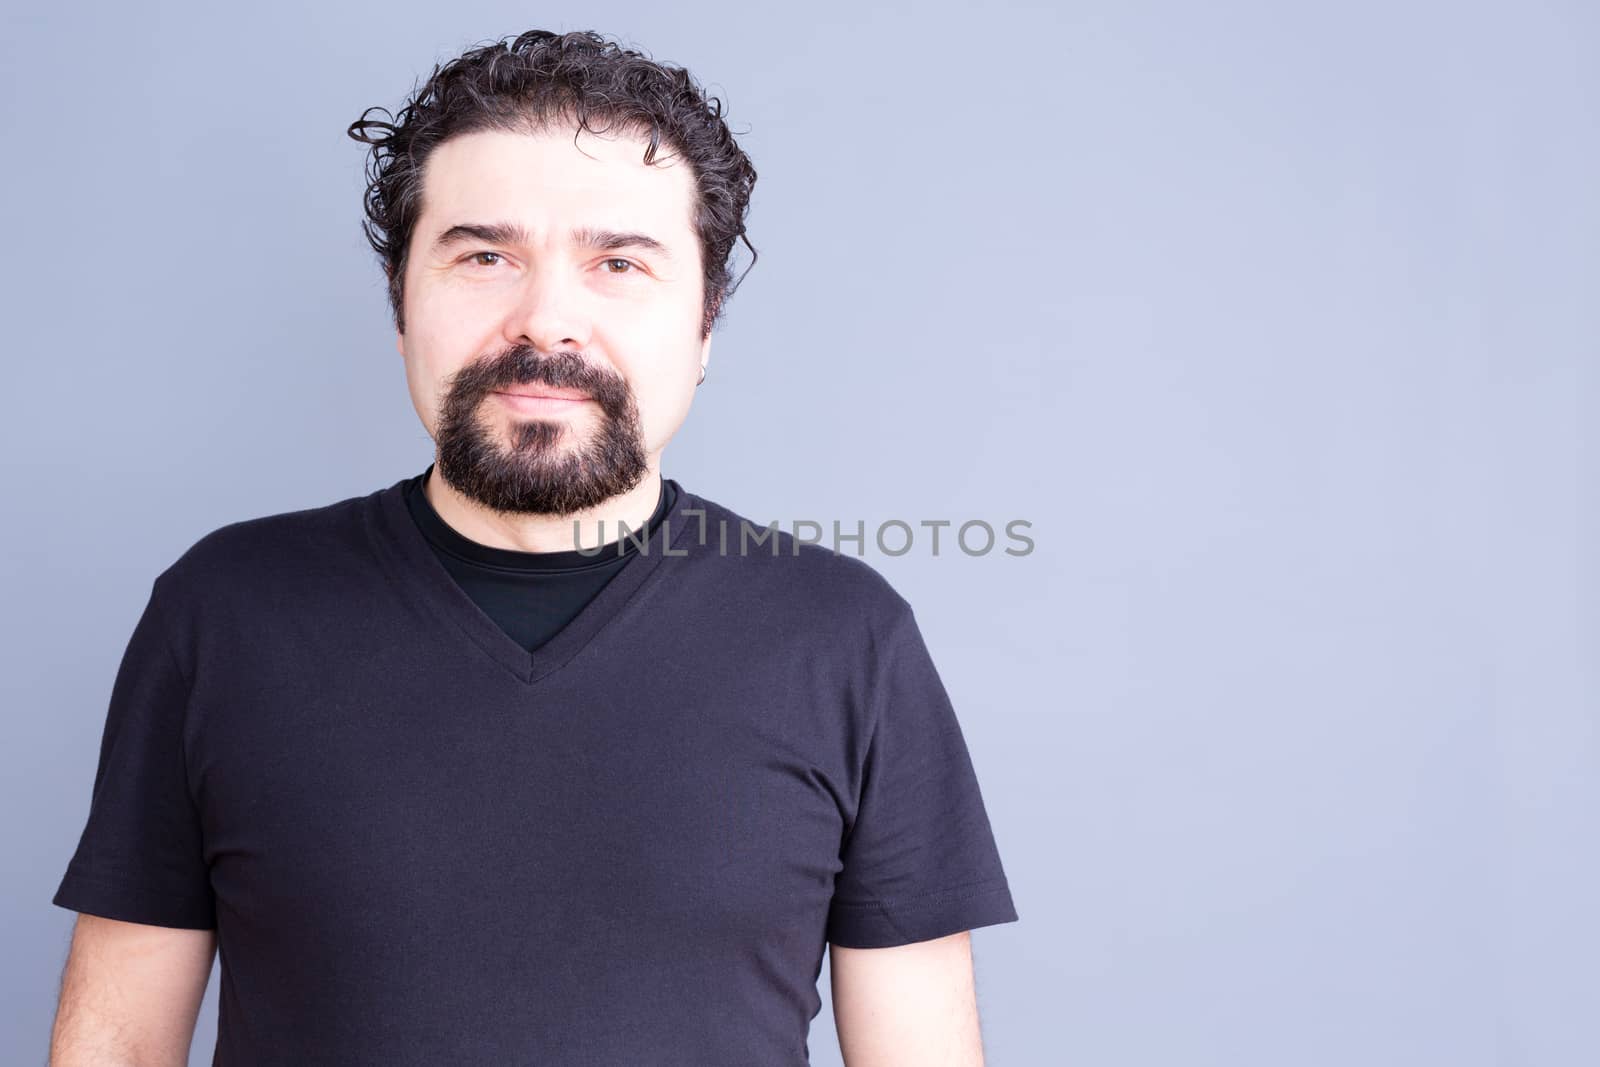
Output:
[364, 473, 699, 686]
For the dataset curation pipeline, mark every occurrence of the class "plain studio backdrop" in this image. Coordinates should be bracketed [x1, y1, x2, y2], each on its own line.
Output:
[2, 2, 1595, 1064]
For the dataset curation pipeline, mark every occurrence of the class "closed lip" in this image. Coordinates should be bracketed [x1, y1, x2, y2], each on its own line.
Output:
[493, 389, 591, 402]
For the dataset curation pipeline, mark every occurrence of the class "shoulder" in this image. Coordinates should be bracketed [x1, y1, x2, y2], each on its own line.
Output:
[676, 488, 916, 636]
[152, 488, 375, 605]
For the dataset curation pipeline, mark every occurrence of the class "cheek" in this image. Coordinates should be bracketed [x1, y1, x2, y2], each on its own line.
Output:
[400, 352, 442, 437]
[609, 315, 700, 436]
[400, 326, 469, 436]
[630, 363, 699, 452]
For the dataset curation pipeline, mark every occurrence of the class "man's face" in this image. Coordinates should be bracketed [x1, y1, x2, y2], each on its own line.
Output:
[396, 125, 711, 516]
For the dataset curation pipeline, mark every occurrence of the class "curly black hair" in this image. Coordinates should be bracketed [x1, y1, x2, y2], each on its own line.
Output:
[347, 29, 758, 339]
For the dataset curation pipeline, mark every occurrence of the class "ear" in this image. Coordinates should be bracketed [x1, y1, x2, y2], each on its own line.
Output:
[699, 330, 713, 374]
[395, 332, 404, 358]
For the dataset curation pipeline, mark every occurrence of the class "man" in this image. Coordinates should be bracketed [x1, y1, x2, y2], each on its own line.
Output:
[48, 29, 1018, 1066]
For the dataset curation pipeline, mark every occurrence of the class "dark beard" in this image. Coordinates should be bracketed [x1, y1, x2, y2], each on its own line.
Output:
[433, 346, 650, 516]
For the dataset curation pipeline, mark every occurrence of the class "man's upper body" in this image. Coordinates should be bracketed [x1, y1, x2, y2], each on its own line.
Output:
[52, 468, 1018, 1063]
[49, 29, 1019, 1066]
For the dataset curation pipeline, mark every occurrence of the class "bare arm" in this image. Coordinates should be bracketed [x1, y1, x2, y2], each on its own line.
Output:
[829, 930, 985, 1067]
[49, 913, 216, 1067]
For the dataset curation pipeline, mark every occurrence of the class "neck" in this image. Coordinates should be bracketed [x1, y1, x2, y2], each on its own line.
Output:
[423, 462, 665, 554]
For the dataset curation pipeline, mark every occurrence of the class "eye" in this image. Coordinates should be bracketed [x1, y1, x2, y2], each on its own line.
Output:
[601, 258, 639, 274]
[464, 251, 504, 268]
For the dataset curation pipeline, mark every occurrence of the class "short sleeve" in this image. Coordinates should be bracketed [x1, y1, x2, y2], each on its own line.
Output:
[52, 572, 216, 929]
[825, 605, 1019, 948]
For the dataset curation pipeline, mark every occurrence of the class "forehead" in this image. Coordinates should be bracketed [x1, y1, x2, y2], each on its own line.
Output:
[415, 126, 698, 246]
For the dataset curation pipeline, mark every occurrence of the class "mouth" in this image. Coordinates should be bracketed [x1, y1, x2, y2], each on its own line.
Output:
[493, 387, 591, 402]
[491, 390, 594, 415]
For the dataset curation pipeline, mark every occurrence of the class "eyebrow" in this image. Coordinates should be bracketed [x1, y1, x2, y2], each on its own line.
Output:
[429, 222, 675, 261]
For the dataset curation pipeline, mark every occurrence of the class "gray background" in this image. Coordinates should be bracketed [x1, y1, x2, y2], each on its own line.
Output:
[3, 2, 1595, 1064]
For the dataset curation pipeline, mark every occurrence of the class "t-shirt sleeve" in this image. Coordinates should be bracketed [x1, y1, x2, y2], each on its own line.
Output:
[825, 604, 1019, 948]
[51, 572, 216, 930]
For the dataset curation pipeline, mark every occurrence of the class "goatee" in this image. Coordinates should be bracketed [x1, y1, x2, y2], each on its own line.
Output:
[433, 346, 649, 516]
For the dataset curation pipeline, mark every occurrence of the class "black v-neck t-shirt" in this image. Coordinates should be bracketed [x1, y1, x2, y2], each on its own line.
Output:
[52, 473, 1019, 1065]
[401, 464, 678, 653]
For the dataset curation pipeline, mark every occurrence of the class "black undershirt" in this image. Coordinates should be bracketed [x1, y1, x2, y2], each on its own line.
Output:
[401, 463, 678, 653]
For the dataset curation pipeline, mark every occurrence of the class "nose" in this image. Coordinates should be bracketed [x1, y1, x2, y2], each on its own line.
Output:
[501, 263, 593, 354]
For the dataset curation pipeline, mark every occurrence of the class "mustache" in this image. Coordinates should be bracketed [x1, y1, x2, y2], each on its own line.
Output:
[446, 347, 633, 412]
